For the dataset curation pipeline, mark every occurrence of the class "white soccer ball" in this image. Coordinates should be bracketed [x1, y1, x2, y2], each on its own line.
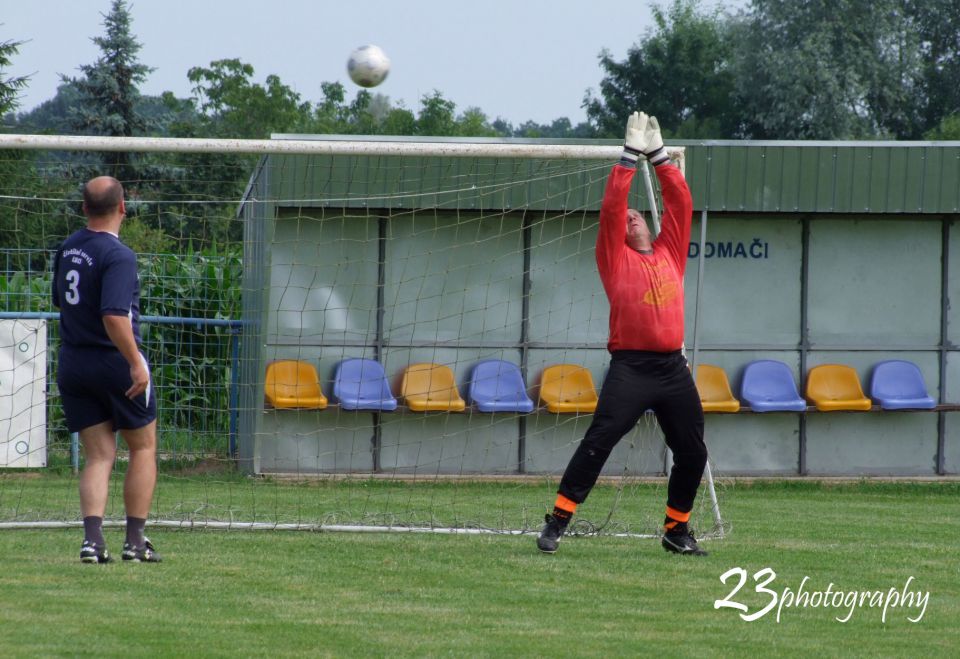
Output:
[347, 45, 390, 88]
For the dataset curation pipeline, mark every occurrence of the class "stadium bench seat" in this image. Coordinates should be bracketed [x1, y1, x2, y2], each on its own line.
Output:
[869, 360, 936, 410]
[805, 364, 872, 411]
[538, 364, 599, 413]
[740, 360, 808, 412]
[333, 358, 398, 411]
[401, 363, 466, 412]
[695, 364, 740, 413]
[264, 360, 328, 409]
[467, 360, 535, 413]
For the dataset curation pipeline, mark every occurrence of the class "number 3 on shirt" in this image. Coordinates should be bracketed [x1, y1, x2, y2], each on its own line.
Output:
[64, 269, 81, 305]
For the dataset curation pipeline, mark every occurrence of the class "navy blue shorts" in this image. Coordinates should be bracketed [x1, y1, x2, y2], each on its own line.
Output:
[57, 345, 157, 432]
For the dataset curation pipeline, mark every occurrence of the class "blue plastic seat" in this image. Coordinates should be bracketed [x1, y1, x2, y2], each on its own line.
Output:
[333, 358, 398, 411]
[869, 360, 936, 410]
[468, 360, 535, 413]
[740, 360, 807, 412]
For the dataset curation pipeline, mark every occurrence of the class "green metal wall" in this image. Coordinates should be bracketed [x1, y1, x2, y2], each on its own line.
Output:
[267, 138, 960, 214]
[684, 141, 960, 213]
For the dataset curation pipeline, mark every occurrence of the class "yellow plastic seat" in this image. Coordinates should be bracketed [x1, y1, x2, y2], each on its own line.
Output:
[264, 360, 328, 409]
[539, 364, 599, 413]
[695, 364, 741, 413]
[805, 364, 872, 411]
[401, 363, 466, 412]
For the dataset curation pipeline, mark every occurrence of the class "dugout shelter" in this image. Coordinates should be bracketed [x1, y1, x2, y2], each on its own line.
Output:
[237, 136, 960, 477]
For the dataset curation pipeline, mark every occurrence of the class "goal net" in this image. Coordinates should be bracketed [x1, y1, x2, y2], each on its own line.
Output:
[0, 134, 725, 541]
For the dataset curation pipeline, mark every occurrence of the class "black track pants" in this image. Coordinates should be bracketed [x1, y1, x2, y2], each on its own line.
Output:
[557, 350, 707, 513]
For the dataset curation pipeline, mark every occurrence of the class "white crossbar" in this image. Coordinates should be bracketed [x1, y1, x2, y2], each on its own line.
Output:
[0, 133, 684, 161]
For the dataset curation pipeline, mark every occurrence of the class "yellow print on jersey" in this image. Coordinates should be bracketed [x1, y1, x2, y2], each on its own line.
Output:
[641, 261, 680, 307]
[642, 280, 681, 307]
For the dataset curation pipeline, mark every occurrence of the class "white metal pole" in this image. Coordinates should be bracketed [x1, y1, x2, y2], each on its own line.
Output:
[0, 133, 685, 160]
[691, 208, 709, 373]
[641, 161, 661, 234]
[686, 145, 724, 537]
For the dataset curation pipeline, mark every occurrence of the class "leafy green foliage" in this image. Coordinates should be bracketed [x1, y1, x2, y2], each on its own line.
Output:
[909, 0, 960, 132]
[586, 0, 960, 139]
[0, 268, 52, 313]
[924, 113, 960, 140]
[7, 0, 960, 143]
[414, 90, 458, 136]
[1, 244, 241, 456]
[186, 58, 311, 139]
[10, 82, 82, 133]
[586, 0, 736, 138]
[510, 116, 597, 138]
[728, 0, 923, 139]
[61, 0, 153, 182]
[138, 245, 242, 453]
[0, 36, 29, 116]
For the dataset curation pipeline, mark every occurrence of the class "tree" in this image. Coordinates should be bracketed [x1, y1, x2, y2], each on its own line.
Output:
[728, 0, 926, 139]
[0, 35, 71, 255]
[0, 36, 29, 119]
[584, 0, 957, 140]
[585, 0, 736, 138]
[148, 91, 199, 137]
[13, 82, 82, 133]
[864, 2, 926, 138]
[344, 90, 379, 134]
[148, 59, 313, 247]
[415, 91, 457, 136]
[456, 107, 499, 137]
[310, 81, 351, 133]
[908, 0, 960, 135]
[512, 117, 597, 139]
[14, 83, 190, 137]
[187, 58, 311, 138]
[65, 0, 153, 182]
[380, 105, 416, 135]
[924, 113, 960, 140]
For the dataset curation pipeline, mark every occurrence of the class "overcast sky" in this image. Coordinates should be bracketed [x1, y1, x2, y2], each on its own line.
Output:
[4, 0, 734, 126]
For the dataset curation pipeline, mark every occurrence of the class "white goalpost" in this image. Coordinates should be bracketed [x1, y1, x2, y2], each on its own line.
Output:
[0, 133, 725, 541]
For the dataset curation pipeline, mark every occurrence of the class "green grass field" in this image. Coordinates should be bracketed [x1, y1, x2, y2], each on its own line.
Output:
[0, 479, 958, 657]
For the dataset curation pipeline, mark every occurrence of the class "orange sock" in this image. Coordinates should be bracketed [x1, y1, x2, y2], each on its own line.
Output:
[552, 494, 578, 522]
[664, 506, 691, 531]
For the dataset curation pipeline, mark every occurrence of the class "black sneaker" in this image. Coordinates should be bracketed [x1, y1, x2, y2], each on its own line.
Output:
[80, 540, 112, 564]
[121, 537, 162, 563]
[537, 514, 567, 554]
[662, 523, 708, 556]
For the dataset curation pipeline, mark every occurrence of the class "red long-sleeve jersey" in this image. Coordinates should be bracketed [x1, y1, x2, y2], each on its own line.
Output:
[596, 163, 693, 353]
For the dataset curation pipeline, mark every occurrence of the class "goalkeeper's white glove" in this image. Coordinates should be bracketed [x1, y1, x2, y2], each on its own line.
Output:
[620, 111, 644, 167]
[641, 115, 669, 166]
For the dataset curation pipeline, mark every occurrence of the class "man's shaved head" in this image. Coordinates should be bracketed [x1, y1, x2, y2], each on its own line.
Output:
[82, 176, 124, 218]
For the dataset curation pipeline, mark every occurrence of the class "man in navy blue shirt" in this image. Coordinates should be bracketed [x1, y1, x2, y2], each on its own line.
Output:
[53, 176, 161, 563]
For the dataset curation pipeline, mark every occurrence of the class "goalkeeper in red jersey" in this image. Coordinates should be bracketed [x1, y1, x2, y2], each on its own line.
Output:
[537, 111, 708, 556]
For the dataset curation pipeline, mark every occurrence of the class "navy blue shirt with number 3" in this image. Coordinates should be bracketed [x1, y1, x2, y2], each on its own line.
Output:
[52, 228, 143, 348]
